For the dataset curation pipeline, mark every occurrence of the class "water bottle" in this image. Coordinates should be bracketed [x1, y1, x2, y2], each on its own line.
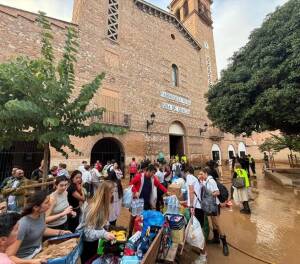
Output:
[136, 199, 141, 215]
[175, 200, 179, 214]
[131, 199, 137, 216]
[169, 196, 175, 214]
[139, 199, 144, 215]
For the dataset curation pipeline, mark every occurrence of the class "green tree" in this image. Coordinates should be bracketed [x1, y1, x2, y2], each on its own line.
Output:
[262, 134, 300, 154]
[0, 13, 125, 182]
[206, 0, 300, 136]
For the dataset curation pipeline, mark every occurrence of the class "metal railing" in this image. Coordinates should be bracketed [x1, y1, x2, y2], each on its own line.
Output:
[90, 110, 131, 128]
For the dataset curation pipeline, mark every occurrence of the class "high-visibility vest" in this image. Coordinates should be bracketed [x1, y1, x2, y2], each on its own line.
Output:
[235, 168, 250, 188]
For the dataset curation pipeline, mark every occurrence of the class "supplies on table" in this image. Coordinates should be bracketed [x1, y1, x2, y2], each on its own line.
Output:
[164, 195, 180, 215]
[91, 255, 120, 264]
[166, 214, 186, 244]
[142, 210, 164, 236]
[34, 233, 82, 264]
[133, 215, 143, 234]
[136, 226, 160, 260]
[120, 256, 140, 264]
[124, 232, 142, 256]
[131, 198, 144, 217]
[97, 227, 127, 257]
[168, 182, 182, 200]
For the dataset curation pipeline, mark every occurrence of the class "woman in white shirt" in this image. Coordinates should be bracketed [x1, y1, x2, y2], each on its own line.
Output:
[186, 166, 207, 264]
[199, 167, 229, 257]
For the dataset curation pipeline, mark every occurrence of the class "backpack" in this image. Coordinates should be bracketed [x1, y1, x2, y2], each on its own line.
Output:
[174, 164, 181, 176]
[216, 181, 229, 203]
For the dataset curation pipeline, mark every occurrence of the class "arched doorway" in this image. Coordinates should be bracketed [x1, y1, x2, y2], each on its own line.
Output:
[0, 141, 44, 181]
[169, 122, 185, 158]
[91, 138, 124, 171]
[238, 142, 247, 157]
[228, 145, 236, 159]
[211, 144, 221, 163]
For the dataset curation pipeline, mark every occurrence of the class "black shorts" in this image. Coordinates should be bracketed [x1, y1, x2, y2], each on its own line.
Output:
[194, 208, 205, 227]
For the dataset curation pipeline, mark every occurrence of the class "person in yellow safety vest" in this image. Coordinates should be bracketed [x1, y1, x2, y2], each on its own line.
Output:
[175, 154, 179, 162]
[181, 155, 187, 164]
[233, 164, 251, 214]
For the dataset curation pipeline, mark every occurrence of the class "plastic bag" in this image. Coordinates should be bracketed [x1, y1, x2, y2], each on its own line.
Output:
[142, 210, 164, 236]
[201, 190, 218, 216]
[186, 216, 205, 250]
[122, 186, 133, 208]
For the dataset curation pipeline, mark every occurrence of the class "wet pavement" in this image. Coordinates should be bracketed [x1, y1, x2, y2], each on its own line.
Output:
[203, 165, 300, 264]
[119, 164, 300, 263]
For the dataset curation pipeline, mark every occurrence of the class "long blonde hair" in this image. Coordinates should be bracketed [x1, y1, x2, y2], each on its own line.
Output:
[86, 180, 114, 228]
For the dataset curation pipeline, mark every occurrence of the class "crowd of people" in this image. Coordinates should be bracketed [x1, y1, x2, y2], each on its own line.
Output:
[0, 153, 255, 264]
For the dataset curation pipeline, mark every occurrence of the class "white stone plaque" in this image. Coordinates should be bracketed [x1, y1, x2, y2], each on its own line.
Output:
[161, 102, 190, 115]
[160, 91, 191, 106]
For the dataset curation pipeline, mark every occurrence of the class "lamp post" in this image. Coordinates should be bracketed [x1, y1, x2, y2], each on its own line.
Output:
[199, 122, 208, 135]
[146, 112, 156, 132]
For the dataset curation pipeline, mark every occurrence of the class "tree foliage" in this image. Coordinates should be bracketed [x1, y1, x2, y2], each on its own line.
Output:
[206, 0, 300, 136]
[0, 12, 126, 180]
[259, 134, 300, 154]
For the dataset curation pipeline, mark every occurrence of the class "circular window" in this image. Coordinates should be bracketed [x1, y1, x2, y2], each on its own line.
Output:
[171, 34, 175, 40]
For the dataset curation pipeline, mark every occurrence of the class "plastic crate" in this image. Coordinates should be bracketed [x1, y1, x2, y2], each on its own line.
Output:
[46, 233, 83, 264]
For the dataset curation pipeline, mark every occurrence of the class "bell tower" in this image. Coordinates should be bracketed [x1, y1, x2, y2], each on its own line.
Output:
[170, 0, 218, 85]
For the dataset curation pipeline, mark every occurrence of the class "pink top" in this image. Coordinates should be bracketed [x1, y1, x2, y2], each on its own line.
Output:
[0, 253, 14, 264]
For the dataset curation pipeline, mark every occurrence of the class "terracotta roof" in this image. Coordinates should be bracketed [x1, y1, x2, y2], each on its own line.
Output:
[0, 4, 77, 29]
[134, 0, 201, 51]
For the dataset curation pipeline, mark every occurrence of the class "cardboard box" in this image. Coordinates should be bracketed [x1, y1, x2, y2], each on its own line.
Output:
[168, 183, 182, 199]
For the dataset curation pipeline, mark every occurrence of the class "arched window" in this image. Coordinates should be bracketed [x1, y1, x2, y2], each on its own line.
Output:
[183, 1, 189, 18]
[172, 64, 179, 87]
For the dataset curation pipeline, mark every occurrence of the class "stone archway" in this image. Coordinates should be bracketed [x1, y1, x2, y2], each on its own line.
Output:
[228, 144, 236, 159]
[0, 141, 44, 180]
[238, 142, 247, 157]
[211, 143, 222, 163]
[169, 121, 185, 158]
[90, 138, 125, 170]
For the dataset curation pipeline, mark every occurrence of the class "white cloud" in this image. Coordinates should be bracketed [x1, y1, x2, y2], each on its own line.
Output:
[0, 0, 72, 21]
[212, 0, 289, 76]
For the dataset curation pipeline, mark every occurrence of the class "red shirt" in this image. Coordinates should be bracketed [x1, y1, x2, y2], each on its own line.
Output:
[130, 173, 168, 194]
[129, 161, 138, 174]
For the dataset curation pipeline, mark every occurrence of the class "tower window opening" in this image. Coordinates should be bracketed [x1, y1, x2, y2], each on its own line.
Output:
[107, 0, 119, 42]
[172, 64, 179, 87]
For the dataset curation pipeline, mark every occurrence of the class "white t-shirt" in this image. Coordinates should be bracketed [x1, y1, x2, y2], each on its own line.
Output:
[205, 175, 220, 205]
[186, 174, 198, 207]
[78, 165, 86, 174]
[82, 170, 92, 184]
[193, 180, 203, 209]
[8, 179, 19, 207]
[155, 170, 165, 183]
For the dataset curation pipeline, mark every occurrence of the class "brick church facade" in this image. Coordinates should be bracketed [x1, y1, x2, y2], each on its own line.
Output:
[0, 0, 253, 173]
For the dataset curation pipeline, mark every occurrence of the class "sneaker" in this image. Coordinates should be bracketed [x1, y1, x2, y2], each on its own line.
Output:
[193, 254, 207, 264]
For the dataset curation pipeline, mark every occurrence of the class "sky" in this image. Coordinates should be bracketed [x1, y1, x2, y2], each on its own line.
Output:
[0, 0, 289, 75]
